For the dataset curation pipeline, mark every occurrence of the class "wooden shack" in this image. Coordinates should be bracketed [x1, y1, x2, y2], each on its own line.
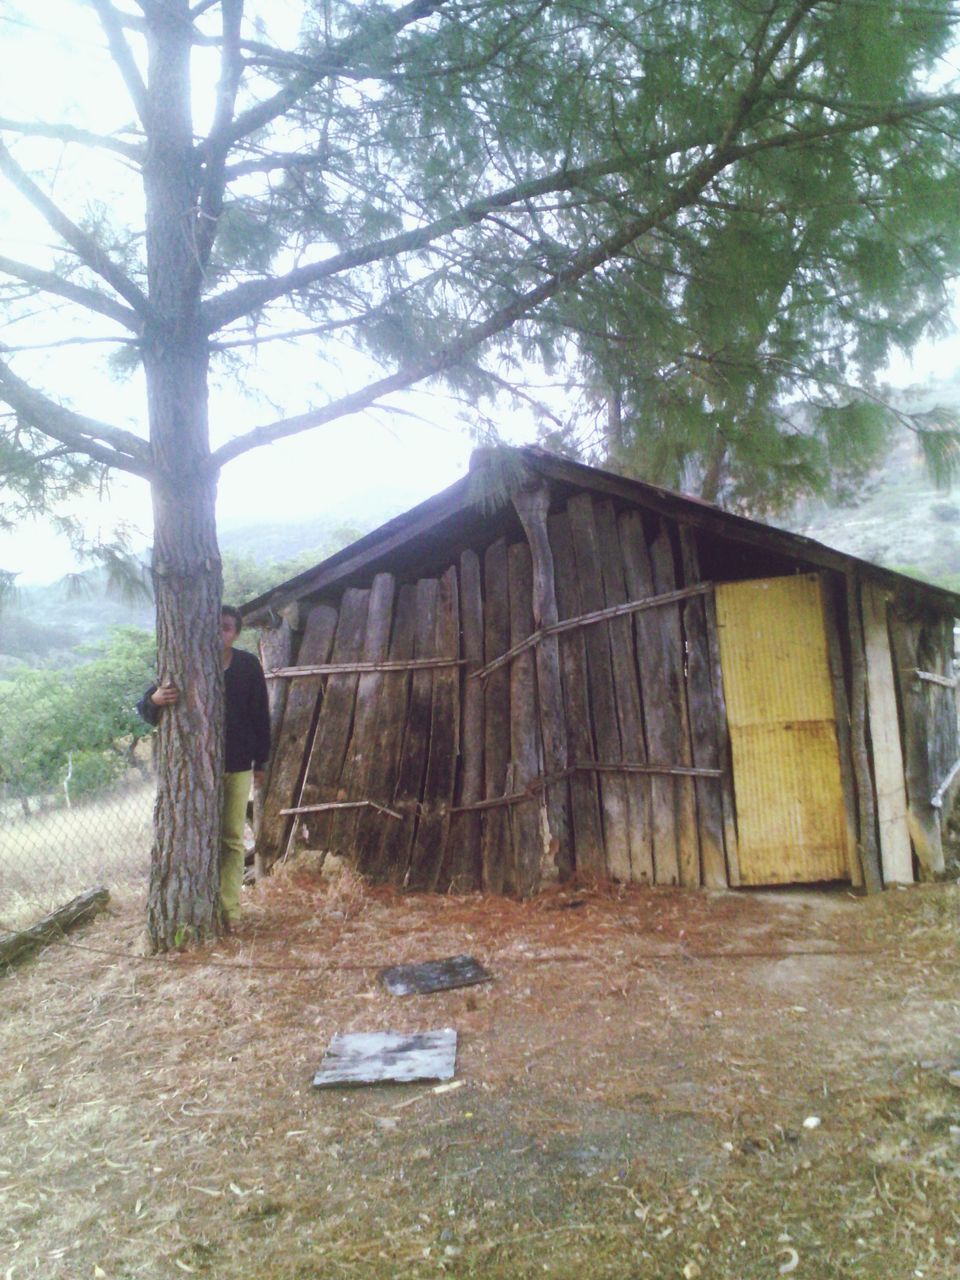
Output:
[242, 448, 960, 895]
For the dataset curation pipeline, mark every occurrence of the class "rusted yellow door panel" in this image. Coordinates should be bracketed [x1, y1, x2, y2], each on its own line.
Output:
[716, 574, 849, 885]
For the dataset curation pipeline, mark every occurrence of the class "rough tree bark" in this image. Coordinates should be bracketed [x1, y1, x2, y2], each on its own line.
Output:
[143, 5, 225, 950]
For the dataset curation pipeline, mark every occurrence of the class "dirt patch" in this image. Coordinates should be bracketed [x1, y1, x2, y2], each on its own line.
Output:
[2, 874, 960, 1279]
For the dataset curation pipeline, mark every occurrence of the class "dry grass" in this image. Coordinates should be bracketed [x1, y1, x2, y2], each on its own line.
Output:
[0, 782, 153, 929]
[1, 872, 960, 1279]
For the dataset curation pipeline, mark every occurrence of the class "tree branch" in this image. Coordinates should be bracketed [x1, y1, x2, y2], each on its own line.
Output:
[0, 334, 136, 353]
[209, 143, 740, 471]
[202, 139, 704, 332]
[0, 117, 142, 160]
[211, 0, 445, 151]
[222, 150, 328, 181]
[0, 142, 153, 321]
[196, 0, 244, 266]
[0, 254, 142, 329]
[89, 0, 149, 125]
[0, 356, 153, 479]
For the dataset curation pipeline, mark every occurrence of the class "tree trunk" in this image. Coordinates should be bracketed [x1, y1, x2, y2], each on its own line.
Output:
[143, 4, 224, 951]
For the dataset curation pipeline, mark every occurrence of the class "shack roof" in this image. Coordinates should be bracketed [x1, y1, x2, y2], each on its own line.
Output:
[241, 447, 960, 623]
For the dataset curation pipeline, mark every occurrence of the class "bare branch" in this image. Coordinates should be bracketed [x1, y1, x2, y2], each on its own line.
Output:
[196, 0, 244, 266]
[222, 150, 327, 181]
[0, 254, 141, 329]
[0, 141, 153, 321]
[88, 0, 149, 125]
[0, 117, 142, 160]
[212, 0, 445, 151]
[0, 356, 152, 479]
[0, 334, 136, 353]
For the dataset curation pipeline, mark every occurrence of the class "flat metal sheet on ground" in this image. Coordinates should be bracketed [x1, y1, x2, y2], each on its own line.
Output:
[379, 953, 493, 997]
[313, 1029, 458, 1088]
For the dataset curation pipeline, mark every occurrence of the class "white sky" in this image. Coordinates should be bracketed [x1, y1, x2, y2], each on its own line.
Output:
[1, 3, 959, 584]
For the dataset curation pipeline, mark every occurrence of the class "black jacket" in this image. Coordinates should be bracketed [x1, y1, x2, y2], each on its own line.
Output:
[137, 647, 271, 773]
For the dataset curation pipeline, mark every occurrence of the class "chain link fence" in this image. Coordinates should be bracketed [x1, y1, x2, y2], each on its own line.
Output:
[0, 747, 156, 932]
[0, 628, 160, 931]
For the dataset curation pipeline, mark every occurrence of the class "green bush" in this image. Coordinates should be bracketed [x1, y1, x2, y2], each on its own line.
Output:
[67, 749, 126, 800]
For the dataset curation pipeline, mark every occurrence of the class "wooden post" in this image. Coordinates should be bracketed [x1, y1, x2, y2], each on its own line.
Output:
[447, 550, 484, 891]
[253, 602, 338, 873]
[618, 510, 679, 886]
[821, 575, 865, 887]
[508, 541, 544, 898]
[594, 500, 653, 883]
[254, 610, 294, 850]
[703, 586, 740, 886]
[409, 565, 461, 892]
[357, 584, 418, 879]
[548, 511, 605, 880]
[482, 539, 513, 894]
[888, 607, 946, 878]
[862, 580, 913, 884]
[567, 494, 630, 881]
[678, 527, 728, 888]
[845, 571, 883, 892]
[512, 482, 569, 884]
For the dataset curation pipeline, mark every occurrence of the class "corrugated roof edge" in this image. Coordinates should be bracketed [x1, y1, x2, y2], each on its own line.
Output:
[240, 447, 960, 623]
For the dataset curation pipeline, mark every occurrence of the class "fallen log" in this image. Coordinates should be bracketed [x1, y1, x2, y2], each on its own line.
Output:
[0, 887, 110, 970]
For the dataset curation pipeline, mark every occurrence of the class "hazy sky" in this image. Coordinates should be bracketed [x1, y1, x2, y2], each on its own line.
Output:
[2, 3, 959, 585]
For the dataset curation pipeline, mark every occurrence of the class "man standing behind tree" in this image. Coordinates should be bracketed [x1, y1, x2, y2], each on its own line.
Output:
[138, 606, 270, 928]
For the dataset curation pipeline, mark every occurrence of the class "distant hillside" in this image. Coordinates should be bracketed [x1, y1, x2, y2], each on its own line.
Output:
[787, 373, 960, 590]
[0, 511, 384, 671]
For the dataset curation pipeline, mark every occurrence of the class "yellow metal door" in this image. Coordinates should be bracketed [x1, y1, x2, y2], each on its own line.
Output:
[715, 574, 849, 885]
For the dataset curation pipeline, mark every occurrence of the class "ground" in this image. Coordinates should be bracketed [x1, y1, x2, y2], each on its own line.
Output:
[2, 870, 960, 1280]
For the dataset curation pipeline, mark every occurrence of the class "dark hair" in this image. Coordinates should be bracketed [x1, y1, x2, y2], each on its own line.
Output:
[221, 605, 243, 635]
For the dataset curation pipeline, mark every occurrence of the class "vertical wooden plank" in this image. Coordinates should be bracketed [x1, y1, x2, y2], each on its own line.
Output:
[253, 603, 338, 872]
[507, 541, 544, 898]
[258, 614, 294, 776]
[357, 584, 418, 879]
[593, 499, 653, 883]
[704, 587, 740, 886]
[618, 510, 679, 886]
[299, 589, 371, 852]
[512, 482, 569, 884]
[928, 616, 960, 834]
[888, 610, 943, 878]
[862, 580, 913, 884]
[548, 511, 605, 880]
[821, 576, 865, 887]
[567, 493, 630, 881]
[677, 527, 727, 888]
[447, 550, 484, 892]
[408, 566, 461, 892]
[329, 573, 396, 859]
[846, 572, 882, 892]
[253, 613, 294, 851]
[482, 539, 513, 894]
[379, 578, 439, 885]
[649, 522, 700, 888]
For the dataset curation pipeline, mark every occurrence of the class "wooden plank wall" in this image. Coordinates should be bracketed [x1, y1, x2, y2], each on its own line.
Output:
[889, 603, 956, 878]
[257, 487, 740, 892]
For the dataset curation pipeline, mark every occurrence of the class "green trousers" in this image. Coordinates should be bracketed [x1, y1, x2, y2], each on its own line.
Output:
[221, 770, 252, 924]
